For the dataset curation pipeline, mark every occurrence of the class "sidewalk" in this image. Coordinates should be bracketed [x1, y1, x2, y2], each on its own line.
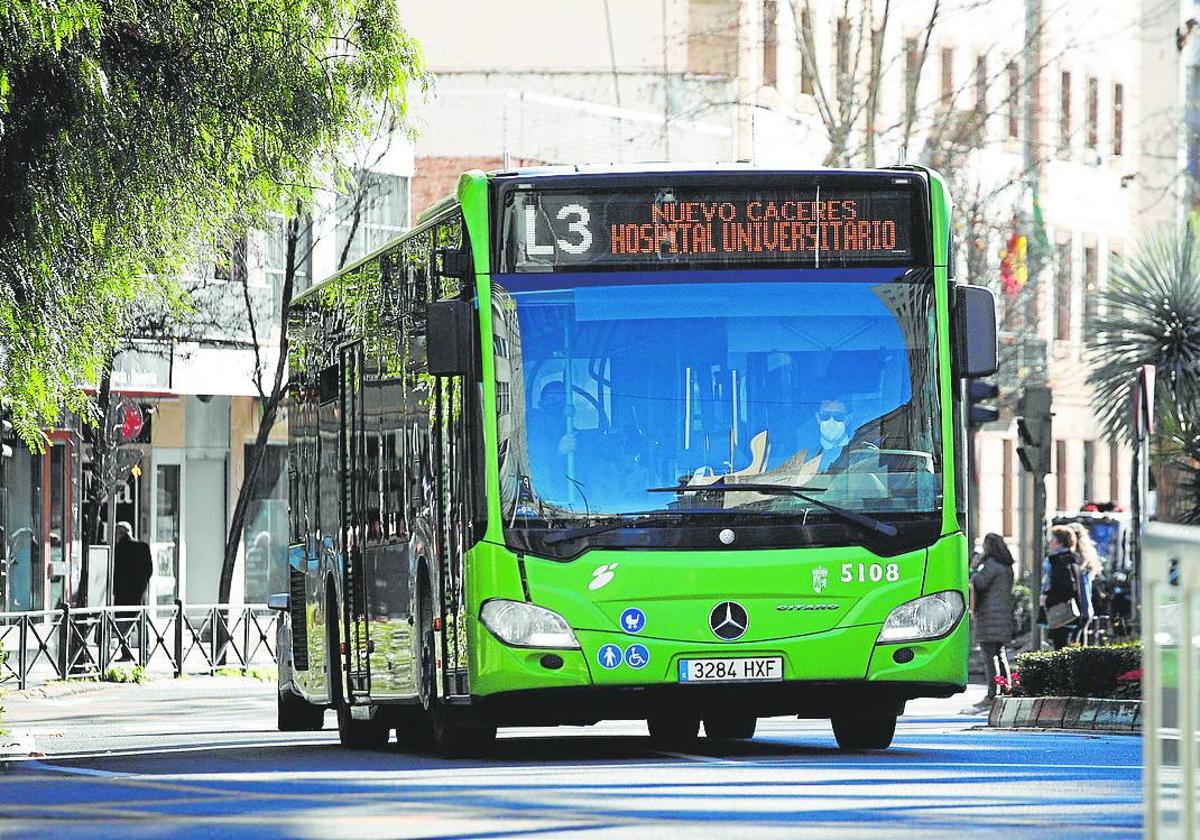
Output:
[905, 682, 990, 717]
[0, 674, 274, 759]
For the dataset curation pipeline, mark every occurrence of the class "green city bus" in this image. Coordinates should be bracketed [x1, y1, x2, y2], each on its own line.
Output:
[273, 165, 998, 754]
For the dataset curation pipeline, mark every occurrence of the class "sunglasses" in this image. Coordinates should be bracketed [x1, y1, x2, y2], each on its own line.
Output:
[818, 410, 847, 421]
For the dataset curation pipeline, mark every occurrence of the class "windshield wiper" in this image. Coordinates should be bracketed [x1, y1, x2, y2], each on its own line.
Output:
[646, 483, 899, 538]
[541, 509, 728, 546]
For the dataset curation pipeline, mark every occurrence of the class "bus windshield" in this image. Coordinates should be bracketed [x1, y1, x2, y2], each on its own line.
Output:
[491, 268, 942, 536]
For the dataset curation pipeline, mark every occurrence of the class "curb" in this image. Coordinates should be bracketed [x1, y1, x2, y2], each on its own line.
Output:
[0, 729, 37, 758]
[0, 680, 111, 702]
[988, 695, 1141, 732]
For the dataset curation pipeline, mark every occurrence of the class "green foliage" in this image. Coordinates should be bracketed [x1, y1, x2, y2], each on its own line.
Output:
[103, 663, 146, 684]
[0, 0, 425, 445]
[1014, 642, 1141, 698]
[214, 665, 275, 681]
[1084, 225, 1200, 522]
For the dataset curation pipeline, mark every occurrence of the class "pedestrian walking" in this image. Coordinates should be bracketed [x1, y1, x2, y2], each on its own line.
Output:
[113, 521, 153, 661]
[1067, 522, 1102, 645]
[1041, 526, 1082, 650]
[971, 533, 1015, 704]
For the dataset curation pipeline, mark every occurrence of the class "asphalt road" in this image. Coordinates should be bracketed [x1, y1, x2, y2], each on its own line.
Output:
[0, 677, 1141, 839]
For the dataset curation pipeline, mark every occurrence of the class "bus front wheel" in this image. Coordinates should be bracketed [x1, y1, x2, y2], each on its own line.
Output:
[647, 714, 700, 748]
[830, 711, 897, 750]
[703, 714, 756, 740]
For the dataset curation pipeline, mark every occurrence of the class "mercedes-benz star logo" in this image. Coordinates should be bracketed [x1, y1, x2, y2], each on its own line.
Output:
[709, 601, 748, 641]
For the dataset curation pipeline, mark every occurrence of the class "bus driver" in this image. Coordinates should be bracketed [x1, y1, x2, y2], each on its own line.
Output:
[810, 398, 852, 471]
[770, 397, 856, 477]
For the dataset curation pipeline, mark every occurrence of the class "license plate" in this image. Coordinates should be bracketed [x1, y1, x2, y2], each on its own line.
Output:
[678, 656, 783, 683]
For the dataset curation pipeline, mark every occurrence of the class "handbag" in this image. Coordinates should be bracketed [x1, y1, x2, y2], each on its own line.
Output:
[1046, 598, 1080, 630]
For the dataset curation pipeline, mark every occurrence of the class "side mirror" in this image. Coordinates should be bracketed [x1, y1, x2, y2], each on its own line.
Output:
[955, 284, 998, 378]
[267, 593, 290, 611]
[434, 247, 472, 280]
[426, 299, 474, 377]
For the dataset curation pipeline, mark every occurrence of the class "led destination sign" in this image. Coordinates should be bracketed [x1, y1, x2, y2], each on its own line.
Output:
[501, 180, 922, 272]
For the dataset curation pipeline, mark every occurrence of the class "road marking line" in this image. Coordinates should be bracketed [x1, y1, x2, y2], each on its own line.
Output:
[652, 750, 734, 764]
[1, 736, 333, 763]
[25, 761, 131, 778]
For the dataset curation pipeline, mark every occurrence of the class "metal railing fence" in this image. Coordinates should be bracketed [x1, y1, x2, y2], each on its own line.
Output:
[0, 601, 279, 690]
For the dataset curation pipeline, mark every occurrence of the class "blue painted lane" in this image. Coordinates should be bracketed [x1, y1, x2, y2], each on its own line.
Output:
[0, 680, 1141, 838]
[0, 725, 1139, 838]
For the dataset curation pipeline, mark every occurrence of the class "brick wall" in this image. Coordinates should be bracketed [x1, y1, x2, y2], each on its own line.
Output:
[411, 156, 541, 219]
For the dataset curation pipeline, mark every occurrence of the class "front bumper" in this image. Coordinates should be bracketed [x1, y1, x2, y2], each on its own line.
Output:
[466, 679, 961, 726]
[468, 612, 969, 721]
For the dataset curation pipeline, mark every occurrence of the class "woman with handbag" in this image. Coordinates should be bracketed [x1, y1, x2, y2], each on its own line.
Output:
[1041, 526, 1082, 650]
[971, 533, 1016, 704]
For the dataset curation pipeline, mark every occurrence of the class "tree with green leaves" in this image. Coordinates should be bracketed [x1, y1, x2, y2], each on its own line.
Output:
[0, 0, 424, 446]
[1085, 225, 1200, 523]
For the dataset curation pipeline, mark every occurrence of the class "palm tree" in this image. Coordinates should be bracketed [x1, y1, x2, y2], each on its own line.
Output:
[1084, 224, 1200, 522]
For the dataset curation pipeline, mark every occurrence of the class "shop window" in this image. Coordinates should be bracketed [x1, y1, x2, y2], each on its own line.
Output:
[242, 443, 288, 603]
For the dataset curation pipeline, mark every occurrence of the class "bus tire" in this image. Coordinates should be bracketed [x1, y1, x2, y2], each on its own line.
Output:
[431, 705, 497, 758]
[647, 714, 700, 748]
[416, 576, 496, 758]
[830, 711, 897, 750]
[703, 714, 756, 740]
[328, 596, 390, 750]
[277, 688, 325, 732]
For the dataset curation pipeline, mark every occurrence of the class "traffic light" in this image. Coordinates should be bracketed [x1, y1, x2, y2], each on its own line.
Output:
[967, 379, 1000, 427]
[1016, 385, 1053, 474]
[0, 415, 11, 460]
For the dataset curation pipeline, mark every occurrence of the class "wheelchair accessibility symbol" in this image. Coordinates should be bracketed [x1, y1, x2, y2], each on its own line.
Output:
[624, 643, 650, 670]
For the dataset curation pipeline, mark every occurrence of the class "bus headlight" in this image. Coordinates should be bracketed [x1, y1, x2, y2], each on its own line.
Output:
[877, 591, 965, 644]
[480, 600, 581, 649]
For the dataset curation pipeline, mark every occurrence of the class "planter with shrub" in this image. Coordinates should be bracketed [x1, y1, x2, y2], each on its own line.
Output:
[988, 642, 1142, 732]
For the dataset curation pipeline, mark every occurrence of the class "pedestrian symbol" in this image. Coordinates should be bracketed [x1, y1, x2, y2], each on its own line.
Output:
[619, 607, 646, 634]
[624, 643, 649, 670]
[597, 643, 622, 670]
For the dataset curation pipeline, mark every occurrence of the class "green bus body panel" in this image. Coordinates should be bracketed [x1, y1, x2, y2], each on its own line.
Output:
[923, 531, 968, 595]
[458, 170, 509, 549]
[465, 535, 967, 698]
[520, 545, 926, 641]
[450, 168, 967, 707]
[926, 169, 960, 538]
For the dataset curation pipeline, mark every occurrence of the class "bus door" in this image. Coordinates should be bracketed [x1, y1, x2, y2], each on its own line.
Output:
[434, 363, 471, 698]
[339, 342, 372, 699]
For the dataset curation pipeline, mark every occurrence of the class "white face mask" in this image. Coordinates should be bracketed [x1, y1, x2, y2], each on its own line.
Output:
[819, 418, 846, 443]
